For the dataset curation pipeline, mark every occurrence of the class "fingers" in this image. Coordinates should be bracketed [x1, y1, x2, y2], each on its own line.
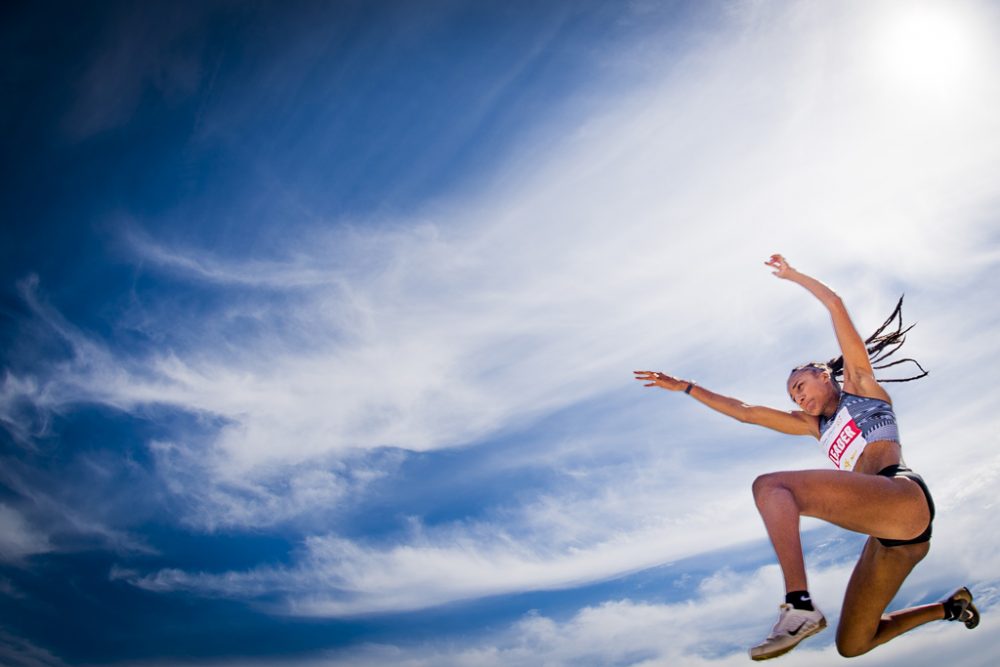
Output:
[634, 370, 673, 388]
[765, 253, 790, 277]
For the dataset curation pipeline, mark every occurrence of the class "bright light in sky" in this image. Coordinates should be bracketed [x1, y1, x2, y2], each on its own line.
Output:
[870, 2, 985, 99]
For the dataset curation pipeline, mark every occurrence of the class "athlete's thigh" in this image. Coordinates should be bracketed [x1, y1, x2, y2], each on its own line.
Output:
[838, 537, 929, 648]
[760, 469, 930, 538]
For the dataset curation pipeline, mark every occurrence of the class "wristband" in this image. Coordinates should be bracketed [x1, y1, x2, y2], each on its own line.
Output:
[684, 382, 694, 395]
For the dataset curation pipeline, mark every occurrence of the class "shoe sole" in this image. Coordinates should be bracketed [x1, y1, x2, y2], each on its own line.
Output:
[749, 618, 828, 661]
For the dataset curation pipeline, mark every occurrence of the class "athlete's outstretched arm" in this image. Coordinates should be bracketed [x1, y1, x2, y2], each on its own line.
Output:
[765, 254, 885, 399]
[633, 370, 815, 436]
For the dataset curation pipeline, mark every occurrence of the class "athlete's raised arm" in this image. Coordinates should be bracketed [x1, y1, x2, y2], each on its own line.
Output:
[765, 254, 888, 401]
[633, 370, 816, 436]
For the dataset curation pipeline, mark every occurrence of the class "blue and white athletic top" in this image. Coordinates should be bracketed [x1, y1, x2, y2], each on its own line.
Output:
[817, 391, 900, 471]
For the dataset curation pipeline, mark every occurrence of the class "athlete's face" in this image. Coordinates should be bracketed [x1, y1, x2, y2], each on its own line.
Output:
[787, 369, 835, 416]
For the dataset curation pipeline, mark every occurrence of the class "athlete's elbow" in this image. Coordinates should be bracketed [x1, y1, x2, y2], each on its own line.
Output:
[736, 406, 759, 425]
[825, 292, 846, 312]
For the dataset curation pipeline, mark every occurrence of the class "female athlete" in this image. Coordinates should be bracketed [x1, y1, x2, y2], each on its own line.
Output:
[634, 254, 979, 660]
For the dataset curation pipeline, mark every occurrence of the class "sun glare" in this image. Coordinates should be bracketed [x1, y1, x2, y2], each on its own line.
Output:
[871, 2, 985, 99]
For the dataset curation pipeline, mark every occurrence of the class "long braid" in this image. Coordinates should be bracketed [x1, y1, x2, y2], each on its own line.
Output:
[829, 296, 928, 382]
[794, 296, 928, 383]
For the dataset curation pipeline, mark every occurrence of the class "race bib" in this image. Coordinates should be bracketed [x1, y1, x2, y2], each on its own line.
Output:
[819, 407, 868, 471]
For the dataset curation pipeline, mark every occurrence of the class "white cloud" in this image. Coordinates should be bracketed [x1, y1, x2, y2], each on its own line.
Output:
[0, 504, 50, 563]
[121, 458, 769, 614]
[118, 416, 1000, 619]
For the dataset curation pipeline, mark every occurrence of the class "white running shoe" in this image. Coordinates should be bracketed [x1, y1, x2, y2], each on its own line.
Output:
[749, 603, 827, 661]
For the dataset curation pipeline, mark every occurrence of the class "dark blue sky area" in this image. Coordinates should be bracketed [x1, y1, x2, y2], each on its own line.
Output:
[2, 0, 694, 325]
[2, 0, 703, 370]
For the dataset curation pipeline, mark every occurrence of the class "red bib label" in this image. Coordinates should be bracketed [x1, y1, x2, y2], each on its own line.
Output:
[819, 407, 868, 471]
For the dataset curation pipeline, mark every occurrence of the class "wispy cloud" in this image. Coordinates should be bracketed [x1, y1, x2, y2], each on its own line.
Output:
[120, 466, 767, 615]
[0, 504, 51, 563]
[0, 630, 67, 667]
[61, 4, 212, 139]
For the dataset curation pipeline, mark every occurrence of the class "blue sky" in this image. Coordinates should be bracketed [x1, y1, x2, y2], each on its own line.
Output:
[2, 1, 1000, 665]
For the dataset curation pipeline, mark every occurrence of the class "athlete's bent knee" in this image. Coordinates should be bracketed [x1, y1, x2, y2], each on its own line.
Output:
[836, 634, 872, 658]
[752, 472, 783, 503]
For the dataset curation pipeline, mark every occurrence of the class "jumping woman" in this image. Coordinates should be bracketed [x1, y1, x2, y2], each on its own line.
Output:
[634, 254, 979, 661]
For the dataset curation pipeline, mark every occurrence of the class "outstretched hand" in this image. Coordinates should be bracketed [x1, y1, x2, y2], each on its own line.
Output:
[634, 370, 688, 391]
[765, 253, 796, 279]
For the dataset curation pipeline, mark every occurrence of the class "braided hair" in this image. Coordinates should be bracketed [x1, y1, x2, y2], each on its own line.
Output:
[791, 296, 928, 383]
